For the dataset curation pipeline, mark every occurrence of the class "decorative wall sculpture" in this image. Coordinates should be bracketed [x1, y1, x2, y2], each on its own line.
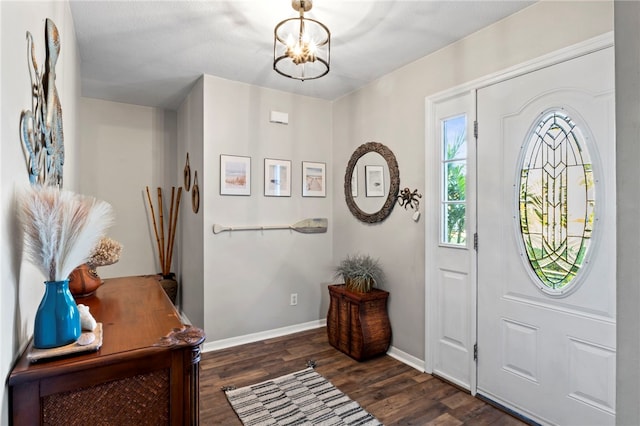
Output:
[184, 153, 191, 191]
[20, 18, 65, 187]
[191, 171, 200, 214]
[397, 187, 421, 210]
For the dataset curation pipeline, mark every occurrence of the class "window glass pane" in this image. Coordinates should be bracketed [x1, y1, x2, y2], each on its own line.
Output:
[518, 111, 595, 292]
[443, 115, 467, 160]
[446, 161, 466, 202]
[444, 203, 466, 244]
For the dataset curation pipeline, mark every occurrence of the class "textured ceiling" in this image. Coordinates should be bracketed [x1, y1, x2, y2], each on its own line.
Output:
[69, 1, 535, 110]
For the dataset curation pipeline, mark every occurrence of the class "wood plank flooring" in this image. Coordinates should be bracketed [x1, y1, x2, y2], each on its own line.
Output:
[200, 327, 527, 425]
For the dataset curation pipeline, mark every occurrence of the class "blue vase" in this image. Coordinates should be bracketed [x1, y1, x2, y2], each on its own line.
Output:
[33, 279, 81, 349]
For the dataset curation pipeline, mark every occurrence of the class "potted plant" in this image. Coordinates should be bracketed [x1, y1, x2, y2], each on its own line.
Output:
[333, 253, 385, 293]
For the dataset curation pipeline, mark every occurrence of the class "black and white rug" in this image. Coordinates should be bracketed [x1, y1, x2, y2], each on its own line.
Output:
[223, 366, 382, 426]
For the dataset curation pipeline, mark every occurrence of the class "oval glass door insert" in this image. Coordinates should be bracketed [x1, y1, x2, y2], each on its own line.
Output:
[518, 110, 595, 294]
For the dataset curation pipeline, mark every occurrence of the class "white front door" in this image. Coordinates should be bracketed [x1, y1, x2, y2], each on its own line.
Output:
[477, 46, 615, 425]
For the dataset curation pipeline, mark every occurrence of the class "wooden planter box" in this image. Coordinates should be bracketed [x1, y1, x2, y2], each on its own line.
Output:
[327, 284, 391, 361]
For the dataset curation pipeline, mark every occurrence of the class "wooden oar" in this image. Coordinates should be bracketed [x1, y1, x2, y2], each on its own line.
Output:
[212, 218, 328, 235]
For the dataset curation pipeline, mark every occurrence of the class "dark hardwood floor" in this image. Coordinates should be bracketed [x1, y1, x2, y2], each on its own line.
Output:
[199, 327, 527, 425]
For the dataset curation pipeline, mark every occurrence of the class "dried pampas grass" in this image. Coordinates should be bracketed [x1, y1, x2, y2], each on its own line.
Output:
[18, 186, 114, 281]
[88, 236, 122, 267]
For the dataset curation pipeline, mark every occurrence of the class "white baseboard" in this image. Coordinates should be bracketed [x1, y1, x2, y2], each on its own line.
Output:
[180, 311, 192, 325]
[203, 319, 327, 352]
[387, 345, 425, 372]
[201, 319, 426, 375]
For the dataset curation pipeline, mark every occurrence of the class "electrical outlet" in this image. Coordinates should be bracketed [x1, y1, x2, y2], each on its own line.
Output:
[290, 293, 298, 306]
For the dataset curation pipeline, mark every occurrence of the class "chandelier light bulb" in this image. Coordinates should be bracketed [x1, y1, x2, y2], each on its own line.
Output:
[286, 34, 295, 49]
[308, 40, 317, 56]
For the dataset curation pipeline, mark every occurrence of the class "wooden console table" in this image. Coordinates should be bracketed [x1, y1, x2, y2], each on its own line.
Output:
[9, 275, 205, 425]
[327, 284, 391, 361]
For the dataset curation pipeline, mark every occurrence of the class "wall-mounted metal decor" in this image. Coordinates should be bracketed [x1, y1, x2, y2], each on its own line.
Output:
[20, 18, 65, 187]
[192, 171, 200, 214]
[344, 142, 400, 223]
[397, 187, 422, 210]
[184, 153, 191, 191]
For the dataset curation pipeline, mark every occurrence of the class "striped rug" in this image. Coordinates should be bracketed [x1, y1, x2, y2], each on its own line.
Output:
[223, 367, 382, 426]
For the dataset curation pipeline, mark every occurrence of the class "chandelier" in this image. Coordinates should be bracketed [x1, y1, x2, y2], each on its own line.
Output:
[273, 0, 330, 81]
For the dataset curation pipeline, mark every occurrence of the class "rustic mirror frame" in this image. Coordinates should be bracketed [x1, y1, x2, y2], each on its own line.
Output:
[344, 142, 400, 223]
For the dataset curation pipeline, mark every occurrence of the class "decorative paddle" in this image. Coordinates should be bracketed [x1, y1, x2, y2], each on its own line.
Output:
[212, 218, 328, 235]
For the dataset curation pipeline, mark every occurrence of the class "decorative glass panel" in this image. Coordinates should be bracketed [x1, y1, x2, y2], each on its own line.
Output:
[442, 115, 467, 245]
[518, 111, 595, 292]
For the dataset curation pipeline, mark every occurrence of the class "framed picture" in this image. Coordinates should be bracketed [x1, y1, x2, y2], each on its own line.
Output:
[264, 158, 291, 197]
[220, 154, 251, 195]
[302, 161, 326, 197]
[365, 165, 385, 197]
[351, 168, 358, 197]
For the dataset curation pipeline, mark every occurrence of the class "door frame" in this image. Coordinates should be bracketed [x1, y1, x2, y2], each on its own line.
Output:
[425, 31, 614, 394]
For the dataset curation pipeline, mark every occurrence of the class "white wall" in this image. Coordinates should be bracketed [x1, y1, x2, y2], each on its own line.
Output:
[80, 76, 334, 340]
[615, 3, 640, 424]
[177, 77, 204, 326]
[78, 97, 177, 279]
[332, 1, 613, 359]
[199, 75, 333, 339]
[0, 2, 81, 423]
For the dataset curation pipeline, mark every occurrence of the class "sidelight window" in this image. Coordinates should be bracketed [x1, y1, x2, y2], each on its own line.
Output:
[441, 115, 467, 246]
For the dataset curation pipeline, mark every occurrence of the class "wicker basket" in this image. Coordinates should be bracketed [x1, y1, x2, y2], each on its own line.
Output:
[327, 284, 391, 361]
[159, 276, 178, 305]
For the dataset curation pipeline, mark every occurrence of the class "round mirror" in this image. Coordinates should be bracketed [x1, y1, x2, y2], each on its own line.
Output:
[344, 142, 400, 223]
